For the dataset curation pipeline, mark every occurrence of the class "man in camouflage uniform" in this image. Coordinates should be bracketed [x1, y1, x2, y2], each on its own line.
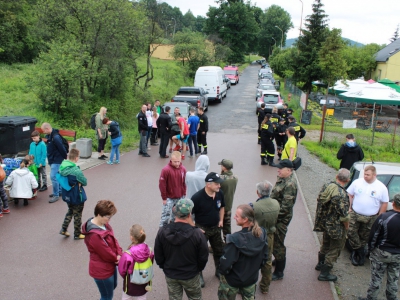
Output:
[218, 159, 238, 242]
[359, 194, 400, 300]
[250, 180, 280, 294]
[218, 205, 268, 300]
[313, 168, 351, 282]
[270, 159, 298, 281]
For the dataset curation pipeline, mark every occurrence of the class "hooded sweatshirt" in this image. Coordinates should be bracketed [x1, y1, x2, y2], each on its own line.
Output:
[118, 243, 154, 297]
[219, 227, 268, 288]
[154, 222, 208, 280]
[5, 167, 38, 198]
[29, 139, 47, 166]
[82, 218, 123, 279]
[185, 155, 210, 199]
[159, 161, 187, 200]
[59, 160, 87, 185]
[59, 160, 87, 205]
[337, 141, 364, 170]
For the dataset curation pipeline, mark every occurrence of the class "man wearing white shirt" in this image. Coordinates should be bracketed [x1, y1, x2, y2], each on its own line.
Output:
[346, 165, 389, 267]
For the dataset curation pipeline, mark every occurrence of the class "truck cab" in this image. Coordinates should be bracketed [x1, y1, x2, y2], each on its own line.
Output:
[223, 65, 239, 85]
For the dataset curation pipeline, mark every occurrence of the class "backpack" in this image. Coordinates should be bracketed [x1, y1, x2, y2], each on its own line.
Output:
[126, 249, 154, 285]
[59, 134, 70, 153]
[90, 113, 97, 130]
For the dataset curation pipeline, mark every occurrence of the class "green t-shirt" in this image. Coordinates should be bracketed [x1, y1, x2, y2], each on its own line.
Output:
[282, 136, 297, 160]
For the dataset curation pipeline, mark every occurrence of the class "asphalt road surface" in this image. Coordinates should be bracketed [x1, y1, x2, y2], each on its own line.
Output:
[0, 65, 334, 300]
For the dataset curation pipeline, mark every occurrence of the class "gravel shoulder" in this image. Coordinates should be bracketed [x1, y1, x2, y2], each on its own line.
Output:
[296, 131, 399, 300]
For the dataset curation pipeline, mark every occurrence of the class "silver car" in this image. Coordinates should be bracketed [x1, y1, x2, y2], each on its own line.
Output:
[256, 83, 276, 100]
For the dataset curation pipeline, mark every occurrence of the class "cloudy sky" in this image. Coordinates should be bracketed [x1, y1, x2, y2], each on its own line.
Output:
[163, 0, 399, 45]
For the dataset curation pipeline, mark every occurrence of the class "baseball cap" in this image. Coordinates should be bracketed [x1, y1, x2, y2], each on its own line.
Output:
[276, 159, 294, 169]
[172, 199, 194, 218]
[218, 159, 233, 170]
[288, 115, 295, 120]
[393, 194, 400, 207]
[205, 172, 224, 183]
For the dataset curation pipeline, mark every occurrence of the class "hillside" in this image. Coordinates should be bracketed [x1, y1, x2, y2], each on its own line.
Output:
[285, 37, 364, 48]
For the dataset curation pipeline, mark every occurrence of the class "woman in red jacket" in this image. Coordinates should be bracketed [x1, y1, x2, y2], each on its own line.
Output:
[82, 200, 122, 300]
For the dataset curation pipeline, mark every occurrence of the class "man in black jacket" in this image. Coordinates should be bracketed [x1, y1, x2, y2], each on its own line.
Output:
[155, 198, 208, 300]
[288, 116, 306, 142]
[359, 195, 400, 300]
[137, 104, 150, 157]
[218, 204, 268, 299]
[337, 134, 364, 170]
[257, 103, 268, 144]
[157, 106, 173, 158]
[197, 107, 209, 154]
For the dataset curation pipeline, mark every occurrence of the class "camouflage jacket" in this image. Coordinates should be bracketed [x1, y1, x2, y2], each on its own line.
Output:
[270, 173, 298, 226]
[313, 181, 349, 239]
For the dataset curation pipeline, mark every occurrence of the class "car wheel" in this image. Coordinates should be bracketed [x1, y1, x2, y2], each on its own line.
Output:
[217, 96, 222, 103]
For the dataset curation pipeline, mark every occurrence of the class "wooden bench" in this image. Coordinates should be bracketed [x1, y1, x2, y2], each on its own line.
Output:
[35, 127, 77, 143]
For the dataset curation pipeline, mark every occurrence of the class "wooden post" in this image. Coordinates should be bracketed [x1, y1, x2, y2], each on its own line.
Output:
[319, 105, 327, 142]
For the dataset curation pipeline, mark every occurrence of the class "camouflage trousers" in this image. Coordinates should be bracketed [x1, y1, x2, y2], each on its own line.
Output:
[218, 275, 256, 300]
[366, 248, 400, 300]
[259, 232, 274, 293]
[165, 273, 202, 300]
[197, 224, 224, 269]
[159, 198, 183, 227]
[348, 211, 377, 250]
[272, 222, 290, 260]
[62, 203, 84, 237]
[320, 230, 347, 267]
[0, 180, 9, 211]
[222, 210, 231, 243]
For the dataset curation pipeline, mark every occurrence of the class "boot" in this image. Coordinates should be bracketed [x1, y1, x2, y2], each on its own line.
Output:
[268, 157, 277, 167]
[272, 259, 286, 281]
[202, 149, 208, 155]
[350, 250, 359, 266]
[199, 272, 205, 288]
[198, 146, 202, 153]
[318, 264, 337, 282]
[315, 252, 325, 271]
[38, 185, 48, 192]
[261, 156, 268, 165]
[357, 247, 366, 266]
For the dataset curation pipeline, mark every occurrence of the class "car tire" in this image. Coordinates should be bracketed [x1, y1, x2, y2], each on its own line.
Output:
[217, 96, 222, 104]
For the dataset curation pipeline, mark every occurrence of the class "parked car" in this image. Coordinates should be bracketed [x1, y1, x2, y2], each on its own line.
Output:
[256, 83, 276, 100]
[223, 65, 239, 84]
[225, 76, 231, 89]
[347, 161, 400, 211]
[171, 87, 208, 111]
[256, 90, 284, 114]
[162, 102, 192, 119]
[194, 66, 228, 104]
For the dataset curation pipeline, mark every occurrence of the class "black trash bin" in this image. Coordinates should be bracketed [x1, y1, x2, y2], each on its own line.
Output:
[0, 116, 38, 155]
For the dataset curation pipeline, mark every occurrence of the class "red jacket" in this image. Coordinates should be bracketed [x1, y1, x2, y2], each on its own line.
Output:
[82, 219, 123, 279]
[159, 162, 187, 200]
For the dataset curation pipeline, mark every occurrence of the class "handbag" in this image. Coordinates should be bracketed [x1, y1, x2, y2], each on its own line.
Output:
[284, 148, 302, 170]
[111, 135, 123, 146]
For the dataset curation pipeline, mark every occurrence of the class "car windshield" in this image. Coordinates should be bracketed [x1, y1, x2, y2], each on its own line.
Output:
[259, 84, 275, 90]
[177, 90, 200, 95]
[263, 94, 279, 103]
[224, 70, 236, 75]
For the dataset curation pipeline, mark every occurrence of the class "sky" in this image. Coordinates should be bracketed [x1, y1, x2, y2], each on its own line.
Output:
[163, 0, 400, 45]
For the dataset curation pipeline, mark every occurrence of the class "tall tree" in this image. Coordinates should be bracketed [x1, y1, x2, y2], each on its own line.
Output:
[182, 10, 196, 31]
[343, 43, 383, 79]
[293, 0, 329, 93]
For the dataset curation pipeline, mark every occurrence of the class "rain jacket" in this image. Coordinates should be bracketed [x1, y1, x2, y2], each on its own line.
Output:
[337, 142, 364, 170]
[154, 222, 208, 280]
[29, 139, 47, 166]
[59, 160, 87, 205]
[5, 167, 38, 198]
[118, 243, 154, 297]
[185, 155, 210, 199]
[82, 218, 123, 279]
[45, 129, 68, 164]
[219, 227, 268, 288]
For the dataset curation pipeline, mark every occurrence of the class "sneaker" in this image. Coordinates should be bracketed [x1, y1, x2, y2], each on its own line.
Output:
[59, 229, 70, 237]
[181, 155, 185, 160]
[38, 185, 48, 192]
[169, 148, 172, 153]
[101, 155, 108, 158]
[106, 161, 113, 165]
[49, 196, 59, 203]
[114, 160, 120, 164]
[173, 145, 181, 151]
[74, 234, 85, 240]
[2, 208, 10, 214]
[98, 156, 106, 160]
[142, 153, 150, 157]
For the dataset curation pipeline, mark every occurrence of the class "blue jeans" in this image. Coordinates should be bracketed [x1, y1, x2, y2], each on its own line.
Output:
[50, 164, 61, 196]
[188, 134, 198, 156]
[94, 268, 118, 300]
[109, 144, 120, 162]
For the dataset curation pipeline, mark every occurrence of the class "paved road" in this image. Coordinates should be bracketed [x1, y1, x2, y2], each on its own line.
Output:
[0, 65, 334, 300]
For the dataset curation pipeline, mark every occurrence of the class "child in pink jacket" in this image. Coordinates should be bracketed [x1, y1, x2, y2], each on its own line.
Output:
[118, 224, 154, 300]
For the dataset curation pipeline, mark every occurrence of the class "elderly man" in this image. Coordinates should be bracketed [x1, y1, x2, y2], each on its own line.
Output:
[218, 204, 268, 300]
[271, 159, 298, 281]
[41, 122, 68, 203]
[155, 199, 208, 300]
[347, 165, 389, 266]
[249, 180, 280, 294]
[313, 169, 351, 282]
[359, 194, 400, 300]
[218, 159, 238, 242]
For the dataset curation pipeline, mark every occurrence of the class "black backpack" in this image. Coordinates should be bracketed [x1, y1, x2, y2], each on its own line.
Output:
[90, 113, 97, 130]
[59, 134, 69, 153]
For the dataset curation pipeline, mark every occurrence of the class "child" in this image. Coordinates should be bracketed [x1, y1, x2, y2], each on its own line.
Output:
[29, 130, 48, 191]
[58, 149, 87, 240]
[118, 224, 154, 300]
[0, 155, 10, 217]
[25, 155, 39, 200]
[5, 158, 38, 206]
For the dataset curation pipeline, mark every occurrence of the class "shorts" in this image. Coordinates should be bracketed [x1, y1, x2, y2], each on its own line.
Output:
[176, 134, 189, 143]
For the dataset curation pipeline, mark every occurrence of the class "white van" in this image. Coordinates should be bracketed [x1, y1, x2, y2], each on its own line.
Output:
[194, 66, 228, 104]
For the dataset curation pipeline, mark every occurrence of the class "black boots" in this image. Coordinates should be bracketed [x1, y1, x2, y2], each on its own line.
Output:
[261, 156, 268, 165]
[198, 146, 201, 153]
[272, 259, 286, 281]
[38, 185, 48, 192]
[315, 252, 325, 271]
[268, 157, 277, 167]
[357, 247, 366, 266]
[318, 264, 337, 282]
[350, 250, 359, 266]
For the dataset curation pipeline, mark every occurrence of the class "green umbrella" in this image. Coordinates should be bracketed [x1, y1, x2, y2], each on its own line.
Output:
[378, 78, 400, 93]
